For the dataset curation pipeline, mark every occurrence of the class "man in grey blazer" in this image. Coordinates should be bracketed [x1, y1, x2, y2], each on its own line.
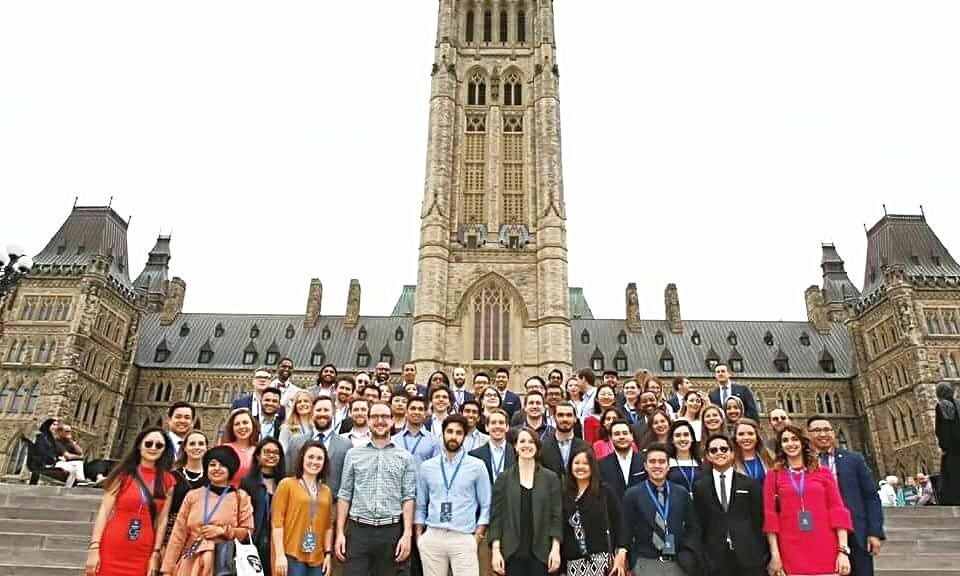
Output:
[310, 395, 354, 502]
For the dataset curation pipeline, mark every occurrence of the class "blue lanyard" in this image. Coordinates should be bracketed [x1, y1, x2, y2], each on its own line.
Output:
[441, 451, 466, 496]
[579, 389, 596, 419]
[744, 459, 764, 480]
[677, 465, 696, 492]
[788, 469, 807, 509]
[404, 432, 424, 455]
[300, 478, 321, 523]
[203, 487, 231, 524]
[644, 480, 671, 532]
[491, 444, 506, 479]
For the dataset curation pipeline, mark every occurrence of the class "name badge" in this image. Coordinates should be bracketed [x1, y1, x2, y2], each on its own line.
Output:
[301, 529, 317, 553]
[662, 534, 676, 556]
[127, 518, 142, 541]
[798, 510, 814, 532]
[440, 502, 453, 523]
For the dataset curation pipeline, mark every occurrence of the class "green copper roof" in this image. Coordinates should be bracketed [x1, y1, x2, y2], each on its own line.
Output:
[390, 285, 593, 319]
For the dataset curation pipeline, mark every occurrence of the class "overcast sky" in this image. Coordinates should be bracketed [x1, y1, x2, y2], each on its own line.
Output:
[2, 2, 958, 322]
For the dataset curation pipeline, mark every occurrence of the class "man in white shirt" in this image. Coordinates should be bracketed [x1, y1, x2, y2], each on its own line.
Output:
[460, 399, 489, 452]
[450, 367, 474, 411]
[165, 402, 195, 459]
[340, 398, 371, 448]
[599, 420, 645, 502]
[576, 367, 598, 422]
[427, 386, 453, 437]
[469, 407, 513, 576]
[271, 356, 304, 409]
[258, 387, 282, 440]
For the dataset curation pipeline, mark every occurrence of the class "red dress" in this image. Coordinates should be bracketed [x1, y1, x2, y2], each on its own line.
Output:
[222, 442, 254, 489]
[763, 467, 853, 575]
[99, 466, 177, 576]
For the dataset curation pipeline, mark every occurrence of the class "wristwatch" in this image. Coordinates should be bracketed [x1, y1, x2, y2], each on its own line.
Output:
[838, 545, 851, 556]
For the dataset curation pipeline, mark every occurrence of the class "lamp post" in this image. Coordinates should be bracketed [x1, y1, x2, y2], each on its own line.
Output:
[0, 245, 34, 301]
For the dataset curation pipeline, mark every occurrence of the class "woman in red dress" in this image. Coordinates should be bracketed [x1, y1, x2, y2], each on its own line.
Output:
[220, 408, 259, 489]
[86, 427, 177, 576]
[763, 424, 853, 576]
[583, 384, 618, 444]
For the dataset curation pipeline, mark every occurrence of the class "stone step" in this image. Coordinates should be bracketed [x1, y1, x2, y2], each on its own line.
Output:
[883, 539, 960, 554]
[0, 533, 89, 552]
[0, 563, 80, 576]
[0, 548, 85, 568]
[0, 506, 96, 523]
[0, 520, 92, 537]
[884, 506, 960, 518]
[0, 494, 101, 512]
[0, 484, 100, 498]
[882, 515, 960, 529]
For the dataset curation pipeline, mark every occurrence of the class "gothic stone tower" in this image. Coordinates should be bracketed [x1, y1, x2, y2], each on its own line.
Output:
[411, 0, 572, 386]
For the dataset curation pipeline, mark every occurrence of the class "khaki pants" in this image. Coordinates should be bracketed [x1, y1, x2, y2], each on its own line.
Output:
[418, 527, 479, 576]
[478, 540, 491, 576]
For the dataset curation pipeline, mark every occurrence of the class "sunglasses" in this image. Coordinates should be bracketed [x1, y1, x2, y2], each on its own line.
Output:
[143, 440, 166, 450]
[770, 416, 787, 422]
[708, 446, 731, 455]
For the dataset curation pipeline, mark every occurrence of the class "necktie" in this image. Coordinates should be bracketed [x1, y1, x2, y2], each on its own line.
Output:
[819, 452, 829, 466]
[317, 432, 327, 447]
[721, 387, 729, 404]
[653, 487, 667, 552]
[719, 472, 729, 511]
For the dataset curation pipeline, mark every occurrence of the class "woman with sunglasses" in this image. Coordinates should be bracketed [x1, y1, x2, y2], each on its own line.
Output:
[592, 407, 633, 459]
[221, 408, 260, 489]
[732, 419, 774, 484]
[86, 427, 177, 576]
[676, 390, 705, 440]
[162, 446, 254, 576]
[562, 450, 627, 576]
[241, 438, 287, 576]
[583, 384, 618, 444]
[667, 420, 702, 495]
[167, 431, 209, 542]
[279, 390, 316, 469]
[764, 425, 852, 576]
[272, 441, 333, 576]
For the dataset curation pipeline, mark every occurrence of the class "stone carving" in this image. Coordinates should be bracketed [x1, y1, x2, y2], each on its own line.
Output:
[665, 284, 682, 334]
[625, 283, 641, 333]
[344, 279, 361, 328]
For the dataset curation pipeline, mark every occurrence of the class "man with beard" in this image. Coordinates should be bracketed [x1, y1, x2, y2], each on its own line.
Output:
[337, 402, 416, 576]
[232, 368, 287, 429]
[494, 368, 522, 420]
[341, 398, 371, 448]
[539, 401, 589, 479]
[393, 396, 440, 468]
[257, 387, 283, 440]
[599, 420, 646, 502]
[311, 363, 338, 398]
[333, 377, 356, 433]
[766, 408, 791, 451]
[309, 396, 354, 501]
[416, 414, 491, 576]
[375, 361, 392, 387]
[450, 367, 474, 411]
[272, 356, 304, 409]
[459, 400, 489, 452]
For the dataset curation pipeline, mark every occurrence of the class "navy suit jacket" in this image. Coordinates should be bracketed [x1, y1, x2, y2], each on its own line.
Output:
[599, 451, 647, 503]
[833, 449, 885, 548]
[450, 388, 475, 410]
[469, 441, 516, 485]
[500, 390, 522, 420]
[231, 394, 286, 425]
[621, 480, 702, 572]
[708, 383, 759, 421]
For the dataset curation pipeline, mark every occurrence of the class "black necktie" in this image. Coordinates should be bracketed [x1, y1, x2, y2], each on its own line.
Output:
[653, 487, 667, 551]
[719, 472, 729, 511]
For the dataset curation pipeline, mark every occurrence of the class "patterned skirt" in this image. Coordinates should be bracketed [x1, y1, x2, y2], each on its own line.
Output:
[566, 552, 612, 576]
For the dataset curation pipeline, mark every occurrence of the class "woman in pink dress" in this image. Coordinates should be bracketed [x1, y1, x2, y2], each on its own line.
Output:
[220, 408, 259, 489]
[763, 424, 853, 576]
[591, 407, 636, 459]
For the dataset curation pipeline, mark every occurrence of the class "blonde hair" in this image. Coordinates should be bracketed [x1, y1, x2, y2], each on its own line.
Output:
[283, 390, 316, 435]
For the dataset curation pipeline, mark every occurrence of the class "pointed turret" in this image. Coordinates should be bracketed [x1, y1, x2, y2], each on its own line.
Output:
[133, 235, 172, 311]
[862, 213, 960, 296]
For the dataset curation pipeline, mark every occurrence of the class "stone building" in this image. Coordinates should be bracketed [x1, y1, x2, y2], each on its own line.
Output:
[2, 1, 959, 479]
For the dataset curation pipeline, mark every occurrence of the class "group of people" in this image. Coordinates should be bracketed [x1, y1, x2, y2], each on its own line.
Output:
[78, 356, 960, 576]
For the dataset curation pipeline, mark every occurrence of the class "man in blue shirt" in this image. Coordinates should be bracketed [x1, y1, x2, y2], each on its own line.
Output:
[415, 414, 492, 576]
[393, 396, 440, 468]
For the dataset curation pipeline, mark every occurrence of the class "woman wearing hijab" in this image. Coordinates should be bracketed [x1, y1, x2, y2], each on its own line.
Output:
[936, 382, 960, 504]
[161, 446, 254, 576]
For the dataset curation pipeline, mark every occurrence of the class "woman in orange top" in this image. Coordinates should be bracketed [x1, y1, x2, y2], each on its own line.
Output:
[221, 408, 259, 488]
[272, 440, 333, 576]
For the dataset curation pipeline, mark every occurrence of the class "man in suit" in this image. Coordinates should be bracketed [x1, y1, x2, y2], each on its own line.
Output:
[507, 390, 555, 443]
[470, 408, 515, 485]
[765, 408, 791, 451]
[621, 442, 702, 575]
[493, 368, 522, 420]
[539, 401, 589, 479]
[450, 366, 474, 411]
[708, 364, 759, 421]
[808, 416, 885, 576]
[600, 420, 646, 502]
[165, 401, 195, 459]
[232, 367, 288, 424]
[396, 362, 427, 396]
[256, 387, 283, 441]
[666, 377, 691, 414]
[310, 395, 353, 504]
[694, 434, 765, 576]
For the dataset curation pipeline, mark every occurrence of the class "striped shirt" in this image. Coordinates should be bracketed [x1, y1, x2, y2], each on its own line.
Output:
[337, 441, 416, 523]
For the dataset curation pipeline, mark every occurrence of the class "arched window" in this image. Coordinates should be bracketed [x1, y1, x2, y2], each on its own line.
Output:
[516, 10, 526, 43]
[4, 437, 30, 475]
[794, 393, 803, 414]
[899, 407, 909, 440]
[468, 71, 487, 106]
[503, 71, 523, 106]
[941, 353, 951, 379]
[91, 400, 100, 426]
[816, 393, 824, 413]
[890, 411, 900, 443]
[185, 383, 194, 402]
[825, 392, 834, 414]
[163, 382, 172, 403]
[948, 353, 960, 378]
[483, 10, 492, 42]
[0, 382, 9, 412]
[74, 393, 84, 419]
[499, 10, 508, 42]
[909, 407, 918, 437]
[11, 383, 28, 413]
[26, 382, 40, 412]
[786, 394, 795, 414]
[36, 339, 48, 364]
[836, 429, 849, 451]
[472, 282, 512, 361]
[465, 10, 475, 43]
[833, 393, 842, 414]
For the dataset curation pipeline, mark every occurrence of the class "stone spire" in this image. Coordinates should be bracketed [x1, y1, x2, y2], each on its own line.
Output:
[665, 284, 682, 334]
[344, 279, 361, 328]
[304, 279, 322, 328]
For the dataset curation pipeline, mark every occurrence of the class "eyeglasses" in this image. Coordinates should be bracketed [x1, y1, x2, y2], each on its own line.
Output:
[770, 416, 787, 422]
[143, 441, 166, 450]
[808, 427, 833, 434]
[369, 414, 392, 420]
[261, 450, 282, 457]
[708, 446, 731, 455]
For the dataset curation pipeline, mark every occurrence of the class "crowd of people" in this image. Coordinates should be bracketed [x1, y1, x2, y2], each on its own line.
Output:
[77, 357, 960, 576]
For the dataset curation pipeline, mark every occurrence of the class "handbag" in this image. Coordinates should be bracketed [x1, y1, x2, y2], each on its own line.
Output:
[212, 491, 263, 576]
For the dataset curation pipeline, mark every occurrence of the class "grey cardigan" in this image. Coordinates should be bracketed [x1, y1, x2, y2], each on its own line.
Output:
[489, 463, 563, 566]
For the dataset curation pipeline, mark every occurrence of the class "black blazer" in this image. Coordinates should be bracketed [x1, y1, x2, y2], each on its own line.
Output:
[232, 394, 287, 425]
[540, 434, 590, 479]
[470, 442, 516, 485]
[621, 480, 701, 573]
[833, 449, 885, 548]
[599, 451, 647, 503]
[693, 470, 765, 572]
[501, 390, 523, 420]
[490, 465, 563, 566]
[708, 383, 759, 421]
[561, 483, 627, 561]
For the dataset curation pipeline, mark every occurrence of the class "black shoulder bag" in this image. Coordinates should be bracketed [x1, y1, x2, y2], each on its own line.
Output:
[131, 473, 159, 526]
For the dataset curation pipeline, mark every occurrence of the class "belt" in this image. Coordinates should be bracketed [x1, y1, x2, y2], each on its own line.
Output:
[350, 516, 402, 527]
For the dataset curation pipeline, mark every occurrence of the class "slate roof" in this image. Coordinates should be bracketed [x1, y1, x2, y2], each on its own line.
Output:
[135, 313, 413, 371]
[133, 236, 171, 297]
[572, 318, 854, 379]
[390, 285, 594, 320]
[820, 244, 860, 304]
[32, 206, 132, 290]
[862, 214, 960, 296]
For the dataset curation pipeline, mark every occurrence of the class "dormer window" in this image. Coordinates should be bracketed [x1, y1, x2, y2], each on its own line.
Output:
[311, 351, 325, 367]
[799, 332, 811, 346]
[179, 323, 190, 337]
[250, 325, 260, 339]
[764, 331, 774, 346]
[580, 330, 591, 345]
[214, 323, 225, 338]
[661, 358, 674, 372]
[321, 326, 331, 340]
[380, 345, 394, 367]
[198, 348, 213, 364]
[154, 341, 170, 363]
[654, 331, 665, 346]
[357, 345, 370, 368]
[395, 327, 404, 341]
[617, 330, 628, 345]
[285, 325, 296, 339]
[820, 348, 837, 373]
[774, 356, 790, 373]
[243, 350, 257, 365]
[265, 351, 279, 365]
[730, 358, 744, 372]
[358, 326, 367, 341]
[727, 331, 738, 346]
[691, 331, 701, 346]
[591, 347, 604, 371]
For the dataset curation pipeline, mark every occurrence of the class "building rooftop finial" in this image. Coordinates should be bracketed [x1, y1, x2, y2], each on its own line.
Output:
[920, 204, 925, 220]
[882, 203, 887, 216]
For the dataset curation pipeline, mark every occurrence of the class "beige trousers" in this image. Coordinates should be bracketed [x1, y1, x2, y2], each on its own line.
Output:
[418, 527, 480, 576]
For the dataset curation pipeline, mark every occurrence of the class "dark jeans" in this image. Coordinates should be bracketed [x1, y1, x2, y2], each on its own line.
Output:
[287, 555, 324, 576]
[505, 557, 547, 576]
[343, 520, 409, 576]
[850, 541, 875, 576]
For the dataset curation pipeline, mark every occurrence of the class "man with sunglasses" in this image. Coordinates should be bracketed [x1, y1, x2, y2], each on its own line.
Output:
[694, 434, 765, 576]
[765, 408, 791, 451]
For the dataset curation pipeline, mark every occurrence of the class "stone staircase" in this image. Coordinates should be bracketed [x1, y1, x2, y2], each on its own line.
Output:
[876, 505, 960, 576]
[0, 482, 958, 575]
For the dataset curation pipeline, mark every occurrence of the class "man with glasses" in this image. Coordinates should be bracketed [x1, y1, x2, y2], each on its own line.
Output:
[766, 408, 791, 451]
[233, 368, 287, 427]
[694, 434, 765, 576]
[807, 415, 885, 576]
[472, 372, 491, 398]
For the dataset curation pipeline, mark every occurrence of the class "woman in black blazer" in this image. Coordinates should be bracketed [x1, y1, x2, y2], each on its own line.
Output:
[490, 428, 562, 576]
[562, 449, 627, 576]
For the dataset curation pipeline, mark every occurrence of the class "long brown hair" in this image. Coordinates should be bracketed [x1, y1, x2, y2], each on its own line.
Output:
[103, 427, 174, 499]
[732, 418, 774, 471]
[639, 409, 672, 449]
[773, 424, 818, 472]
[174, 430, 208, 469]
[221, 408, 260, 446]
